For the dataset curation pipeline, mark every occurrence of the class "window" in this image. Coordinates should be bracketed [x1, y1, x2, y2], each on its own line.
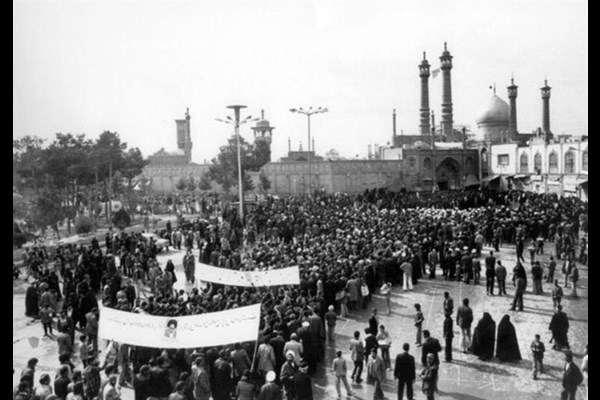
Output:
[408, 157, 416, 168]
[582, 150, 588, 171]
[423, 157, 432, 170]
[534, 153, 542, 174]
[497, 154, 510, 166]
[564, 151, 575, 174]
[519, 153, 529, 173]
[549, 152, 558, 173]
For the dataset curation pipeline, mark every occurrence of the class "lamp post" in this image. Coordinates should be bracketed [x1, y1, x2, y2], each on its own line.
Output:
[290, 106, 328, 196]
[216, 105, 258, 224]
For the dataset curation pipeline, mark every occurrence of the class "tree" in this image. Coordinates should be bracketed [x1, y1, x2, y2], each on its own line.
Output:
[259, 170, 271, 193]
[185, 176, 196, 192]
[208, 135, 268, 192]
[32, 189, 65, 239]
[111, 208, 131, 231]
[13, 136, 46, 192]
[198, 173, 212, 192]
[121, 147, 149, 213]
[94, 131, 127, 223]
[176, 177, 187, 192]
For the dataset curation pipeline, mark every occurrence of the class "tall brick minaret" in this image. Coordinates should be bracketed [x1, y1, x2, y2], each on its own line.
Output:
[439, 42, 454, 138]
[507, 77, 518, 139]
[419, 52, 431, 135]
[176, 108, 192, 163]
[541, 79, 552, 137]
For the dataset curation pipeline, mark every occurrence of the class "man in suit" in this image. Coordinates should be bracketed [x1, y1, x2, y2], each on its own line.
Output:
[443, 292, 454, 316]
[421, 330, 442, 367]
[394, 343, 416, 400]
[561, 351, 583, 400]
[443, 311, 454, 362]
[369, 309, 379, 337]
[367, 348, 386, 400]
[485, 251, 496, 295]
[364, 328, 379, 361]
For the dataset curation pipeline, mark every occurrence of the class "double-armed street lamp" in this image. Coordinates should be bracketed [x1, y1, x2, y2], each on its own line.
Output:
[216, 105, 258, 223]
[289, 106, 328, 195]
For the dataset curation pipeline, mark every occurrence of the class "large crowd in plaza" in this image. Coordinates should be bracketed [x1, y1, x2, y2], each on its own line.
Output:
[14, 188, 588, 400]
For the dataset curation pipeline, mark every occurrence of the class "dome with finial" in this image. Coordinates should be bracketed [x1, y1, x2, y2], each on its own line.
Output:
[476, 93, 509, 126]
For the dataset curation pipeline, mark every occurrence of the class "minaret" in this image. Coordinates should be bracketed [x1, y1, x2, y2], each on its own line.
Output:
[507, 76, 518, 138]
[419, 52, 431, 135]
[251, 109, 274, 145]
[439, 42, 454, 138]
[541, 79, 552, 137]
[176, 108, 192, 163]
[393, 109, 397, 137]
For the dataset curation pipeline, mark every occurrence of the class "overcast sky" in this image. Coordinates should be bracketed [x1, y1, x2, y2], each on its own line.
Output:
[14, 0, 588, 163]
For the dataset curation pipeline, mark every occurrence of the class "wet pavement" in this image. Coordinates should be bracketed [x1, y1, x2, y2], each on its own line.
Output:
[13, 242, 588, 399]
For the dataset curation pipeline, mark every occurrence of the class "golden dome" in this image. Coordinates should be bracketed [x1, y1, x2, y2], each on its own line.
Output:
[476, 94, 509, 125]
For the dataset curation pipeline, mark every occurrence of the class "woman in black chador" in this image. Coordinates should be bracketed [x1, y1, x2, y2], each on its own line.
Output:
[495, 314, 522, 362]
[469, 312, 496, 360]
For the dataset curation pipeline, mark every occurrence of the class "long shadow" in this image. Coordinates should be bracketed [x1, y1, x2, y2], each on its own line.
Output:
[438, 391, 491, 400]
[450, 358, 515, 377]
[524, 308, 588, 323]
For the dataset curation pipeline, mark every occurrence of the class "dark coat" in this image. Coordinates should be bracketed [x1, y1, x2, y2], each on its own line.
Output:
[364, 334, 379, 358]
[421, 337, 442, 365]
[293, 371, 313, 400]
[469, 312, 496, 360]
[562, 362, 583, 391]
[394, 352, 416, 382]
[549, 311, 570, 346]
[495, 315, 521, 361]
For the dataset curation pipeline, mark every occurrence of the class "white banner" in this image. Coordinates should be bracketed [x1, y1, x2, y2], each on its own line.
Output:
[195, 263, 300, 287]
[98, 304, 261, 349]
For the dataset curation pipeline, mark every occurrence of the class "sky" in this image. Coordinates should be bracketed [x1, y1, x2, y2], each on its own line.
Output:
[13, 0, 588, 163]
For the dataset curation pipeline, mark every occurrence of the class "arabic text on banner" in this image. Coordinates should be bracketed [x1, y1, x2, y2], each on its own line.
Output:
[98, 303, 261, 349]
[195, 263, 300, 287]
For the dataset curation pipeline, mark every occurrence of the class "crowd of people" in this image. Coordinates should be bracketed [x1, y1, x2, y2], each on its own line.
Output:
[14, 188, 588, 400]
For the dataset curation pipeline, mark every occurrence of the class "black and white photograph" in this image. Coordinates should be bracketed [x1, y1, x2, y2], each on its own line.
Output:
[13, 1, 588, 399]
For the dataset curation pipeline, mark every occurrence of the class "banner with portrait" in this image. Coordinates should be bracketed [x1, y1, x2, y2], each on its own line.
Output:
[98, 303, 261, 349]
[195, 263, 300, 287]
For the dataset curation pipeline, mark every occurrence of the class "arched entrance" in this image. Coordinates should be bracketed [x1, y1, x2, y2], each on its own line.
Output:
[436, 157, 462, 190]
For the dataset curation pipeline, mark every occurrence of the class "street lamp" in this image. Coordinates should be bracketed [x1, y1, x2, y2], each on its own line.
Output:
[290, 106, 328, 195]
[215, 105, 258, 224]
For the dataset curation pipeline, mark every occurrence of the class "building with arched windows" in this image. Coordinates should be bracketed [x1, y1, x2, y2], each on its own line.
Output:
[489, 136, 588, 198]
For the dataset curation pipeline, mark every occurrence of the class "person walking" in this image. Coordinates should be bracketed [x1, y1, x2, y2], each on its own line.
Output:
[456, 298, 474, 354]
[546, 256, 557, 283]
[443, 292, 454, 316]
[531, 262, 544, 295]
[325, 305, 337, 342]
[408, 304, 422, 349]
[394, 343, 416, 400]
[369, 309, 379, 337]
[443, 311, 454, 362]
[552, 280, 564, 309]
[485, 251, 496, 295]
[401, 259, 414, 291]
[510, 263, 527, 312]
[561, 351, 584, 400]
[331, 350, 354, 399]
[495, 260, 507, 296]
[469, 312, 496, 361]
[381, 282, 393, 314]
[366, 348, 386, 400]
[530, 334, 546, 380]
[377, 325, 392, 370]
[495, 315, 522, 362]
[183, 249, 196, 284]
[420, 353, 438, 400]
[349, 330, 365, 383]
[570, 264, 579, 299]
[549, 305, 570, 351]
[258, 371, 282, 400]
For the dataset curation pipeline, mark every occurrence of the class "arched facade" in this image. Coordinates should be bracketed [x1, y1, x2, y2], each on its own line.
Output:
[435, 157, 462, 190]
[520, 152, 529, 173]
[548, 151, 559, 173]
[564, 151, 575, 174]
[534, 153, 542, 174]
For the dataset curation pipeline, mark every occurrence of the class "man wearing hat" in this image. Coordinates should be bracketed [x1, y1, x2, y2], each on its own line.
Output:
[280, 351, 298, 400]
[258, 370, 282, 400]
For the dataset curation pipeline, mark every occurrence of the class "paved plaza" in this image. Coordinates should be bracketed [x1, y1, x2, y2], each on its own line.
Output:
[13, 240, 587, 399]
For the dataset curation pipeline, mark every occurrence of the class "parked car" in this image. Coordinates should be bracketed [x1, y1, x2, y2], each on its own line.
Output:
[141, 232, 170, 252]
